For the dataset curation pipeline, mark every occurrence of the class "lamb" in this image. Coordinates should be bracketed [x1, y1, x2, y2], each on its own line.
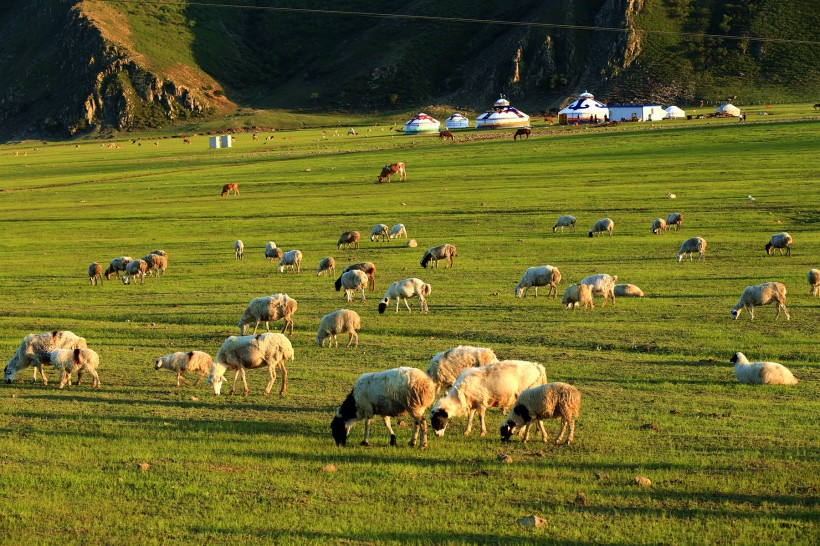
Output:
[265, 242, 283, 261]
[666, 212, 683, 231]
[331, 366, 436, 449]
[430, 360, 547, 437]
[238, 293, 298, 336]
[588, 218, 614, 237]
[154, 351, 213, 387]
[378, 278, 431, 314]
[515, 265, 562, 298]
[731, 282, 790, 321]
[341, 262, 376, 291]
[765, 232, 792, 256]
[88, 262, 103, 286]
[561, 284, 594, 310]
[5, 330, 87, 385]
[650, 217, 667, 234]
[808, 269, 820, 297]
[420, 244, 457, 268]
[234, 240, 244, 260]
[613, 284, 645, 297]
[122, 259, 148, 284]
[277, 250, 302, 273]
[316, 309, 361, 348]
[370, 224, 389, 242]
[500, 382, 581, 444]
[552, 215, 576, 233]
[426, 346, 498, 392]
[41, 348, 101, 389]
[730, 352, 798, 385]
[142, 252, 167, 277]
[104, 256, 132, 279]
[316, 257, 336, 276]
[579, 274, 618, 307]
[335, 269, 368, 303]
[389, 224, 407, 239]
[337, 231, 360, 250]
[208, 332, 294, 396]
[676, 237, 707, 262]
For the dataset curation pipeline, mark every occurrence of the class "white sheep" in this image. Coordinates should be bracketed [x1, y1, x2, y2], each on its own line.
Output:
[808, 269, 820, 297]
[337, 231, 360, 250]
[389, 223, 407, 239]
[579, 274, 618, 307]
[277, 250, 302, 273]
[142, 252, 167, 277]
[234, 240, 244, 260]
[613, 284, 645, 297]
[149, 250, 167, 257]
[500, 382, 582, 444]
[104, 256, 132, 279]
[552, 215, 576, 233]
[561, 283, 594, 310]
[406, 239, 418, 248]
[316, 309, 361, 348]
[341, 262, 377, 291]
[330, 367, 437, 449]
[426, 346, 498, 392]
[515, 265, 562, 298]
[730, 352, 798, 385]
[4, 330, 87, 385]
[208, 333, 294, 396]
[588, 218, 614, 237]
[666, 212, 683, 231]
[430, 360, 547, 437]
[238, 294, 298, 336]
[122, 259, 148, 284]
[265, 242, 283, 261]
[316, 257, 336, 276]
[88, 262, 103, 286]
[676, 237, 707, 262]
[154, 351, 213, 387]
[650, 218, 667, 234]
[378, 278, 431, 314]
[43, 347, 101, 389]
[420, 244, 457, 268]
[370, 224, 389, 242]
[765, 232, 792, 256]
[335, 270, 368, 302]
[731, 282, 790, 321]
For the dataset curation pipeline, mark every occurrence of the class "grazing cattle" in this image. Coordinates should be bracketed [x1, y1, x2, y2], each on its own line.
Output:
[814, 104, 820, 110]
[514, 128, 531, 140]
[183, 138, 191, 144]
[439, 131, 455, 141]
[221, 183, 240, 197]
[377, 163, 406, 183]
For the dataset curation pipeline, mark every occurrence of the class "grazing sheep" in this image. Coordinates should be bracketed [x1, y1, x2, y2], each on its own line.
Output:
[5, 330, 87, 385]
[588, 218, 614, 238]
[337, 231, 361, 250]
[277, 250, 302, 273]
[370, 224, 389, 242]
[221, 182, 240, 197]
[154, 351, 213, 387]
[731, 282, 790, 321]
[316, 309, 362, 348]
[316, 257, 336, 276]
[122, 259, 148, 285]
[341, 262, 377, 291]
[265, 242, 283, 261]
[666, 212, 683, 231]
[430, 360, 547, 437]
[208, 333, 294, 396]
[552, 215, 576, 233]
[515, 265, 562, 298]
[579, 274, 618, 307]
[808, 269, 820, 297]
[406, 239, 418, 248]
[765, 232, 793, 256]
[389, 224, 407, 239]
[420, 244, 457, 268]
[149, 250, 167, 257]
[142, 252, 167, 277]
[331, 367, 436, 449]
[562, 284, 594, 310]
[378, 278, 431, 314]
[88, 262, 103, 286]
[335, 270, 368, 303]
[650, 218, 667, 234]
[730, 352, 798, 385]
[613, 284, 645, 297]
[234, 240, 244, 260]
[427, 346, 498, 392]
[238, 294, 298, 336]
[676, 237, 707, 262]
[500, 382, 581, 444]
[104, 256, 132, 280]
[42, 348, 101, 389]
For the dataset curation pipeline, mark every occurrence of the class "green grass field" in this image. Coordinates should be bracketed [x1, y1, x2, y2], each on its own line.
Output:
[0, 112, 818, 544]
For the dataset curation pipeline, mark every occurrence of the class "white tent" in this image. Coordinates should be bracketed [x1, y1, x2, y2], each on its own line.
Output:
[715, 103, 741, 117]
[664, 105, 686, 119]
[558, 91, 609, 124]
[403, 112, 441, 133]
[475, 96, 530, 129]
[445, 113, 470, 130]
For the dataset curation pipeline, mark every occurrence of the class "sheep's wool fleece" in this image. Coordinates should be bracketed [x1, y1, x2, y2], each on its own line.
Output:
[353, 367, 437, 419]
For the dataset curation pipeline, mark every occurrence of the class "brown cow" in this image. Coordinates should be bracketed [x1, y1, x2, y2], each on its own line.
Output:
[514, 128, 531, 140]
[377, 163, 406, 183]
[221, 183, 240, 197]
[439, 131, 455, 141]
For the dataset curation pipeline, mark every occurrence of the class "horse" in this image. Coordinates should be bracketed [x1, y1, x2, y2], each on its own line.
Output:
[514, 128, 531, 140]
[439, 131, 455, 141]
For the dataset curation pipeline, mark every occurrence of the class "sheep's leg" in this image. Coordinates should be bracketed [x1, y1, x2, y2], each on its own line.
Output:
[408, 417, 421, 447]
[58, 370, 70, 389]
[333, 334, 338, 348]
[264, 362, 275, 396]
[76, 371, 83, 385]
[419, 419, 428, 450]
[748, 305, 755, 321]
[521, 423, 531, 443]
[478, 407, 488, 436]
[278, 361, 287, 396]
[240, 368, 250, 396]
[193, 372, 204, 388]
[88, 369, 101, 388]
[359, 287, 366, 303]
[264, 321, 270, 332]
[362, 418, 372, 446]
[384, 416, 397, 446]
[533, 287, 538, 298]
[176, 371, 183, 387]
[566, 419, 575, 444]
[555, 420, 569, 444]
[537, 420, 549, 443]
[420, 297, 428, 314]
[403, 298, 412, 313]
[395, 299, 400, 313]
[347, 332, 357, 348]
[229, 369, 241, 395]
[464, 409, 475, 436]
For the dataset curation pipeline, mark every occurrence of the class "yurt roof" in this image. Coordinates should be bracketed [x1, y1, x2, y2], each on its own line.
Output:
[559, 91, 608, 115]
[446, 113, 468, 121]
[715, 103, 740, 116]
[665, 105, 686, 117]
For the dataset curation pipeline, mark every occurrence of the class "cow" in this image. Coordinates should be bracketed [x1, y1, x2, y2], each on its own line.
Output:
[514, 128, 531, 140]
[221, 183, 240, 197]
[377, 163, 406, 183]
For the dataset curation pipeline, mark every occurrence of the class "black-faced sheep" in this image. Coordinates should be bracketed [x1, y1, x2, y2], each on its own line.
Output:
[809, 269, 820, 297]
[500, 382, 581, 444]
[316, 309, 361, 348]
[104, 256, 132, 280]
[265, 242, 283, 261]
[5, 330, 87, 385]
[378, 278, 431, 314]
[331, 366, 436, 449]
[588, 218, 614, 237]
[341, 262, 376, 291]
[277, 250, 302, 273]
[370, 224, 389, 242]
[562, 284, 594, 310]
[676, 237, 707, 262]
[666, 212, 683, 231]
[650, 218, 667, 234]
[731, 282, 790, 321]
[122, 259, 148, 284]
[613, 284, 645, 297]
[765, 232, 792, 256]
[337, 231, 360, 250]
[234, 240, 244, 260]
[155, 351, 213, 387]
[730, 352, 798, 385]
[580, 274, 618, 307]
[316, 257, 336, 276]
[88, 262, 103, 286]
[515, 265, 562, 298]
[335, 269, 368, 303]
[427, 346, 498, 392]
[552, 215, 576, 233]
[238, 294, 298, 336]
[208, 333, 294, 396]
[420, 244, 457, 268]
[389, 224, 407, 239]
[41, 348, 101, 389]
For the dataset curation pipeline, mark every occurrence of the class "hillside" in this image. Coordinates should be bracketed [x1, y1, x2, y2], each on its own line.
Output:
[0, 0, 817, 137]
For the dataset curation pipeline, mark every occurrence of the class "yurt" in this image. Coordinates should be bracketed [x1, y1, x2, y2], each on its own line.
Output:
[444, 112, 470, 130]
[558, 91, 609, 124]
[403, 112, 441, 133]
[715, 103, 741, 117]
[475, 96, 530, 129]
[665, 105, 686, 119]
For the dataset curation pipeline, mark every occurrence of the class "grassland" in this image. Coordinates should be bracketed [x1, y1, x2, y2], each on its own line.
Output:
[0, 110, 818, 544]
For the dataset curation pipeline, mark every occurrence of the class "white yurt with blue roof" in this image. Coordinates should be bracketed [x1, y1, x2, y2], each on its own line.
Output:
[558, 91, 609, 124]
[445, 112, 470, 130]
[475, 96, 530, 129]
[403, 112, 441, 133]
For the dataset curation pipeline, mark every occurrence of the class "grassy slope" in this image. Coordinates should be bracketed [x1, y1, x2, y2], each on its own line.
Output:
[0, 114, 818, 543]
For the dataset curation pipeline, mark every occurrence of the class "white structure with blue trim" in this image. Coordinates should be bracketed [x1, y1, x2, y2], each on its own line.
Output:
[475, 96, 530, 129]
